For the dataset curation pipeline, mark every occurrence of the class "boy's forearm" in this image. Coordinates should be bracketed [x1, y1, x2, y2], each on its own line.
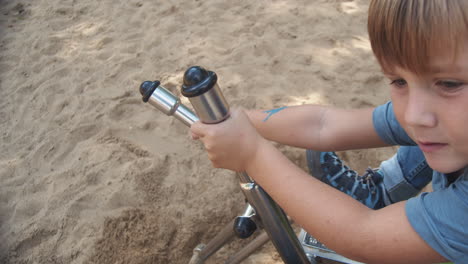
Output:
[246, 139, 372, 259]
[246, 105, 387, 151]
[245, 105, 327, 148]
[246, 140, 445, 264]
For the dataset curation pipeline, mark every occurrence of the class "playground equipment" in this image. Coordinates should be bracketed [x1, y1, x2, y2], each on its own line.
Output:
[138, 66, 363, 264]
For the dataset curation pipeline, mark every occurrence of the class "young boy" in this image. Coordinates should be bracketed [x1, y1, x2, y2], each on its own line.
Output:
[191, 0, 468, 263]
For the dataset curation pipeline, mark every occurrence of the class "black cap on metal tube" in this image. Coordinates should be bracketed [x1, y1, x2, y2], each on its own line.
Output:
[139, 80, 160, 102]
[180, 66, 230, 124]
[181, 66, 217, 97]
[138, 79, 198, 126]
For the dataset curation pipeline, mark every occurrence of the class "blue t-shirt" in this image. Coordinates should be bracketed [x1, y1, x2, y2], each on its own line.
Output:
[373, 101, 468, 263]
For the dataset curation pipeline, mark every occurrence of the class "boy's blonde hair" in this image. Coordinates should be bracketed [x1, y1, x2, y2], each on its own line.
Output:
[368, 0, 468, 74]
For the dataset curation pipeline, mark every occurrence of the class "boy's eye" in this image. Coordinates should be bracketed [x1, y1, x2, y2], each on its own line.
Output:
[389, 78, 407, 87]
[436, 80, 464, 89]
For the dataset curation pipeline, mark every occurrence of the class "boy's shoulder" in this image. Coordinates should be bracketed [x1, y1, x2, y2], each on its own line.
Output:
[405, 169, 468, 263]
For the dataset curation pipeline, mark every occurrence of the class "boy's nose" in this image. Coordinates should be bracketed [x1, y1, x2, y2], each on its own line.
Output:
[404, 91, 437, 128]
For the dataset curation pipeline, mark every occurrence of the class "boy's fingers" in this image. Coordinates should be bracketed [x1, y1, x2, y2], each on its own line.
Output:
[190, 130, 200, 140]
[190, 121, 208, 138]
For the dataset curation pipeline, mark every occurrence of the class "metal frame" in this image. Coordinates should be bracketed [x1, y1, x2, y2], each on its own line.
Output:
[144, 82, 309, 264]
[139, 76, 362, 264]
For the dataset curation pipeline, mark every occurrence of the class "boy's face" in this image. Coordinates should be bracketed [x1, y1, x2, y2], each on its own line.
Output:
[387, 43, 468, 174]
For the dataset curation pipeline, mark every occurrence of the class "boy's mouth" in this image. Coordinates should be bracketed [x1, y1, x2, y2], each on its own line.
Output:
[417, 141, 448, 152]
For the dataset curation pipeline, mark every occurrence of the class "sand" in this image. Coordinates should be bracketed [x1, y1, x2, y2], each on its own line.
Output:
[0, 0, 397, 263]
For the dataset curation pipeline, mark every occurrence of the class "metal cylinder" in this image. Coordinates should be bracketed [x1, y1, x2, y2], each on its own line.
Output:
[181, 66, 230, 124]
[147, 84, 179, 115]
[144, 83, 199, 126]
[187, 83, 229, 123]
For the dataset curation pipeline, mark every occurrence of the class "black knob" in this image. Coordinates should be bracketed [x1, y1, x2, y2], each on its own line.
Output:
[181, 66, 217, 98]
[139, 80, 160, 102]
[183, 66, 209, 86]
[233, 216, 257, 239]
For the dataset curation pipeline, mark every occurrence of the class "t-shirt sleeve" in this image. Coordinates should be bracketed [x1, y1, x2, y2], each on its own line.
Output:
[405, 177, 468, 263]
[372, 101, 416, 146]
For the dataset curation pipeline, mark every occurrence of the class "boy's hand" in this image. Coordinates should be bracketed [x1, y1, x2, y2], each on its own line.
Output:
[190, 108, 265, 172]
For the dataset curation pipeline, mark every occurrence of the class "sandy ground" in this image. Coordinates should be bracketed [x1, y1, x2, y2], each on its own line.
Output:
[0, 0, 397, 263]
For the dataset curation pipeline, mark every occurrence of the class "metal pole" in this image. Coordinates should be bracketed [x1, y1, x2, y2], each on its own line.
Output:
[188, 219, 236, 264]
[237, 172, 310, 263]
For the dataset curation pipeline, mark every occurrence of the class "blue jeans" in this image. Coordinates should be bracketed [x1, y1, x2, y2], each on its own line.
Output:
[379, 146, 433, 205]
